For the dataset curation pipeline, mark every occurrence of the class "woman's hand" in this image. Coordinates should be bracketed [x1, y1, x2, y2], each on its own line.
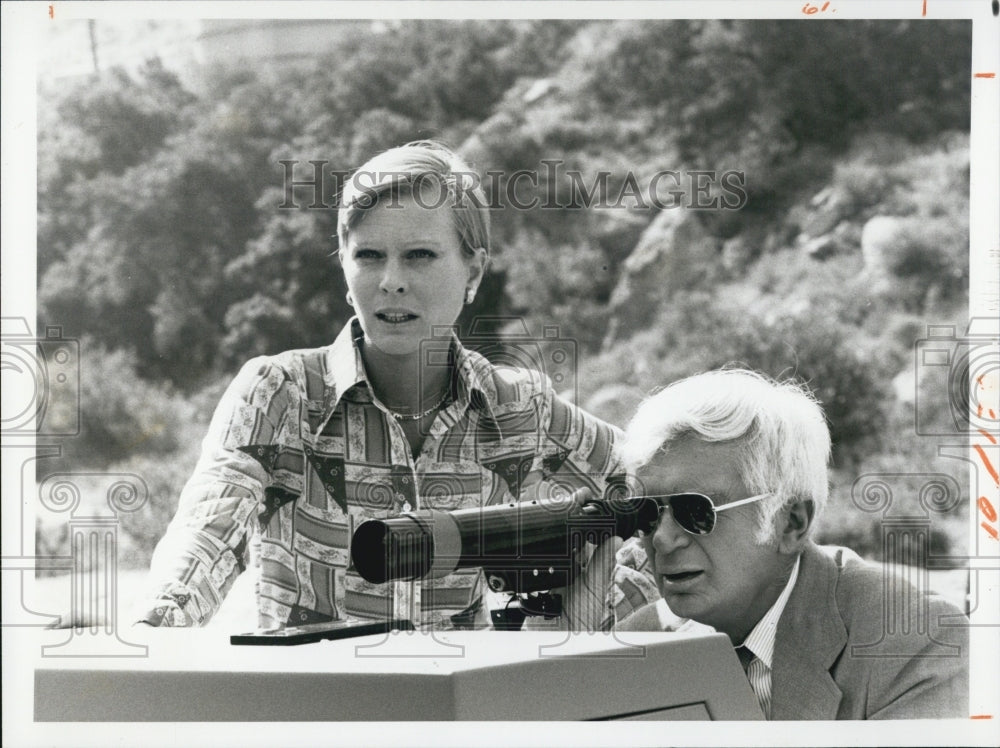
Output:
[46, 611, 155, 629]
[46, 610, 107, 630]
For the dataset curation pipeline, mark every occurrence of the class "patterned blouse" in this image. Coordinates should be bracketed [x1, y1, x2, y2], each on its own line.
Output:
[136, 319, 624, 629]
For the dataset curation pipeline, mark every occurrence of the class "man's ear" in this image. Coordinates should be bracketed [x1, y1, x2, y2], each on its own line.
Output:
[777, 498, 814, 554]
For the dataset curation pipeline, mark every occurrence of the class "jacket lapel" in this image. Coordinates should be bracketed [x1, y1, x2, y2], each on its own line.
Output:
[769, 544, 847, 720]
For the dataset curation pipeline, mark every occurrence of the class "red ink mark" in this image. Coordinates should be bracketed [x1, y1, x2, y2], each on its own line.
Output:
[983, 523, 1000, 540]
[980, 496, 998, 523]
[973, 445, 1000, 485]
[971, 714, 994, 719]
[922, 0, 927, 16]
[974, 73, 997, 78]
[48, 4, 53, 18]
[801, 2, 834, 13]
[981, 429, 998, 445]
[992, 409, 997, 419]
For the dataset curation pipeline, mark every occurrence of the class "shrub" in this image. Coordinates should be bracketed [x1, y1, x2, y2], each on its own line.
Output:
[53, 340, 197, 469]
[114, 448, 201, 571]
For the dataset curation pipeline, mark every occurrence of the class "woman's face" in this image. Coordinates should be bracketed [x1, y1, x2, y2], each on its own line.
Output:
[341, 187, 485, 357]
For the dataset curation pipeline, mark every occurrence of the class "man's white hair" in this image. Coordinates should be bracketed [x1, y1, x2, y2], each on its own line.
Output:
[620, 368, 831, 544]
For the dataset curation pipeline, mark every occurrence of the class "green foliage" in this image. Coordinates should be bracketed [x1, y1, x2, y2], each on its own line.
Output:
[56, 339, 198, 468]
[584, 20, 969, 214]
[36, 20, 971, 560]
[38, 60, 196, 276]
[585, 284, 895, 468]
[817, 395, 968, 560]
[114, 447, 202, 571]
[501, 231, 616, 349]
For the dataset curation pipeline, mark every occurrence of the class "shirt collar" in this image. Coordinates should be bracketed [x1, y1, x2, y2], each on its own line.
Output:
[322, 317, 496, 417]
[323, 317, 369, 405]
[451, 340, 500, 414]
[739, 555, 801, 669]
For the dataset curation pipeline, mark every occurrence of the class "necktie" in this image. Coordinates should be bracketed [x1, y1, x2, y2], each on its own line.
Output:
[736, 645, 767, 717]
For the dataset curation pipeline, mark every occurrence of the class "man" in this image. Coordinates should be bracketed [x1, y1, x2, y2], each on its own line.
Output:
[611, 368, 968, 720]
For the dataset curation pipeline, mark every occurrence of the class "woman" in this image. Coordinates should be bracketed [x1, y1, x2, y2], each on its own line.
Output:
[134, 142, 623, 630]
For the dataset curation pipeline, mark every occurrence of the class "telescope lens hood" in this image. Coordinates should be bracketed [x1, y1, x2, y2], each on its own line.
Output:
[351, 515, 433, 584]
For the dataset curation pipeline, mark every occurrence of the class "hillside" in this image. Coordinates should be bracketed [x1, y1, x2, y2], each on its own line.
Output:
[34, 19, 972, 567]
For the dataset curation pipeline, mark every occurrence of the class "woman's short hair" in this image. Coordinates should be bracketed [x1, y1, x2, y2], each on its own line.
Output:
[620, 368, 831, 544]
[337, 140, 490, 258]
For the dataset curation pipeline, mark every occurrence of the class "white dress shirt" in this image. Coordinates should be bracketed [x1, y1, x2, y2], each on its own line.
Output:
[736, 556, 801, 718]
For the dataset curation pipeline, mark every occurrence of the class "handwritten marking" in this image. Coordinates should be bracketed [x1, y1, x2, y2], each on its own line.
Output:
[973, 445, 1000, 485]
[971, 714, 994, 719]
[48, 4, 53, 18]
[802, 1, 834, 13]
[972, 375, 999, 539]
[980, 496, 998, 523]
[973, 73, 996, 78]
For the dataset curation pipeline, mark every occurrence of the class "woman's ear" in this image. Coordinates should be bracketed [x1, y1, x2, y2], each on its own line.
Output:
[777, 499, 814, 554]
[465, 247, 488, 292]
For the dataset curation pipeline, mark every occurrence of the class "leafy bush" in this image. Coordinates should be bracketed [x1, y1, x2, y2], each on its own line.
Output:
[114, 448, 202, 570]
[35, 20, 971, 567]
[587, 289, 895, 468]
[53, 339, 199, 469]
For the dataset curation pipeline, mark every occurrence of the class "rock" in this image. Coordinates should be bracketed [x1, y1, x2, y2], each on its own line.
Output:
[832, 219, 862, 247]
[801, 185, 853, 238]
[861, 215, 907, 273]
[802, 234, 840, 260]
[607, 209, 720, 330]
[720, 235, 756, 273]
[763, 221, 800, 254]
[522, 78, 559, 104]
[592, 210, 650, 262]
[891, 369, 915, 405]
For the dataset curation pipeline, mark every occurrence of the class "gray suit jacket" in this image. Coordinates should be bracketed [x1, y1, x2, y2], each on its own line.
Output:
[617, 543, 969, 719]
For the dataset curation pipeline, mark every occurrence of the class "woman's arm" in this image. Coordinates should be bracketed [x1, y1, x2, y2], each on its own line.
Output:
[131, 356, 294, 626]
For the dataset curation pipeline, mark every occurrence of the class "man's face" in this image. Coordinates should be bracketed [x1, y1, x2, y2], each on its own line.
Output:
[636, 435, 792, 643]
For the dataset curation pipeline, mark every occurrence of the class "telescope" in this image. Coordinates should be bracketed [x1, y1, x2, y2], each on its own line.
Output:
[350, 490, 657, 596]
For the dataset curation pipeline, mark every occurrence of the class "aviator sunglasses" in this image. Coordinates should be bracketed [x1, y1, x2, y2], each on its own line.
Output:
[634, 492, 772, 536]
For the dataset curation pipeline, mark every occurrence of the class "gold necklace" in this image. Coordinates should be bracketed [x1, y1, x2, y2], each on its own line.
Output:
[385, 389, 451, 421]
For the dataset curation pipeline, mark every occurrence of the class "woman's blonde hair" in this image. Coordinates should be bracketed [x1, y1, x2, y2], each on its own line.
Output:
[337, 140, 490, 258]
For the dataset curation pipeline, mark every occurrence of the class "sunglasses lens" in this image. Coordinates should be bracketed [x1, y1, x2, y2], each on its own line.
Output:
[669, 493, 716, 535]
[636, 499, 662, 536]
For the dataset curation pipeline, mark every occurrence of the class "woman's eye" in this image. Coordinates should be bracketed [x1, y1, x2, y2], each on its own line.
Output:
[353, 249, 382, 261]
[407, 249, 436, 260]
